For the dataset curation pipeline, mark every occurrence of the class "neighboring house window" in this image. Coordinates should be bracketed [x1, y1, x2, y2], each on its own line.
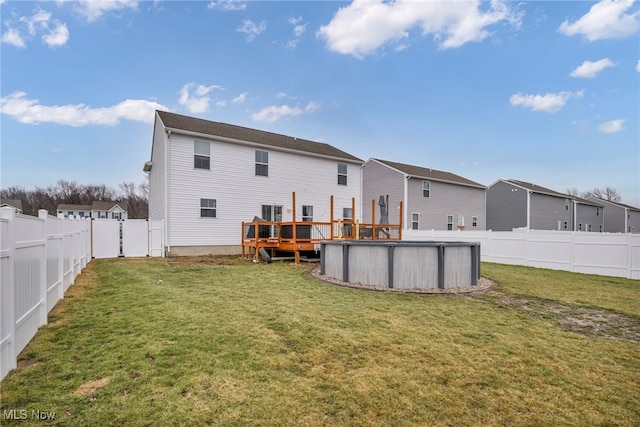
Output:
[412, 213, 419, 230]
[302, 205, 313, 222]
[68, 211, 73, 217]
[599, 224, 603, 232]
[255, 150, 269, 177]
[596, 208, 600, 216]
[422, 181, 431, 198]
[447, 215, 454, 231]
[343, 208, 352, 220]
[472, 216, 478, 227]
[579, 223, 583, 231]
[200, 198, 216, 218]
[587, 224, 592, 232]
[79, 212, 85, 218]
[457, 216, 465, 229]
[563, 221, 568, 230]
[58, 211, 63, 215]
[338, 163, 347, 185]
[112, 212, 122, 220]
[194, 141, 210, 170]
[565, 199, 569, 210]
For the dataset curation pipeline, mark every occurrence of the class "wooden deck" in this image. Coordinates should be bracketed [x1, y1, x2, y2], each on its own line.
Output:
[241, 220, 402, 263]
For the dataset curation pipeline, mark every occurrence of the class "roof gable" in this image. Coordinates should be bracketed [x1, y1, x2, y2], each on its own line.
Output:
[505, 180, 571, 199]
[0, 199, 22, 210]
[157, 110, 364, 163]
[371, 158, 485, 189]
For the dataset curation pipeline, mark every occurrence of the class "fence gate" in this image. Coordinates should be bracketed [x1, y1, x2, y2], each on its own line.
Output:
[92, 219, 158, 259]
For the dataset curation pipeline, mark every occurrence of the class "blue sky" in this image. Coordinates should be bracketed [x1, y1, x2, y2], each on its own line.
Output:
[1, 0, 639, 206]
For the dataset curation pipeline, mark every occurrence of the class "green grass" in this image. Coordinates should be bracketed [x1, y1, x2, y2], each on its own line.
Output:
[1, 258, 639, 426]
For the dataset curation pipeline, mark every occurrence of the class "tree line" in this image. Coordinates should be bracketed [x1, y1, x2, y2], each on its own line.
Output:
[0, 180, 148, 219]
[566, 186, 622, 203]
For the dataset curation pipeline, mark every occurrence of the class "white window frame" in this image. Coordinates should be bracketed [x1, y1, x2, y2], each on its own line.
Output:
[447, 215, 454, 231]
[343, 208, 352, 220]
[472, 216, 478, 227]
[338, 163, 348, 186]
[412, 213, 419, 230]
[200, 198, 217, 218]
[302, 205, 313, 222]
[422, 181, 431, 198]
[194, 140, 211, 170]
[255, 150, 269, 177]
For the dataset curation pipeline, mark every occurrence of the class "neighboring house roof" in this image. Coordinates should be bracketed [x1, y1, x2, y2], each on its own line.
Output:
[371, 158, 485, 189]
[91, 201, 126, 212]
[156, 110, 364, 163]
[57, 204, 92, 211]
[1, 199, 23, 210]
[573, 196, 602, 208]
[57, 202, 127, 212]
[587, 197, 640, 212]
[504, 179, 571, 199]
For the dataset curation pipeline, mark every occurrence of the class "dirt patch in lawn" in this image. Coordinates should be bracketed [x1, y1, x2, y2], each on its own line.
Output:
[490, 292, 640, 344]
[73, 378, 110, 396]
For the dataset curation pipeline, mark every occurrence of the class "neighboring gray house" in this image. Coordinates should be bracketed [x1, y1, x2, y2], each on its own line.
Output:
[486, 180, 604, 232]
[362, 158, 486, 231]
[0, 199, 23, 214]
[585, 197, 640, 233]
[57, 202, 127, 220]
[145, 110, 364, 255]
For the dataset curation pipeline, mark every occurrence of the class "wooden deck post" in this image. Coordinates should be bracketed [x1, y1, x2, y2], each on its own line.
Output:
[330, 195, 334, 239]
[399, 201, 403, 240]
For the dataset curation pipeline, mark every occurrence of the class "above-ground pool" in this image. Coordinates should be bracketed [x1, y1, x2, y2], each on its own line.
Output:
[319, 240, 481, 291]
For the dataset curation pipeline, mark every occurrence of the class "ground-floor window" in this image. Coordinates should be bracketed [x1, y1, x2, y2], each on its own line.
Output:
[200, 198, 217, 218]
[412, 213, 419, 230]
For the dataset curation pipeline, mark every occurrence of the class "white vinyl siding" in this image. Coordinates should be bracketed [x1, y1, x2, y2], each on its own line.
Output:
[165, 133, 362, 247]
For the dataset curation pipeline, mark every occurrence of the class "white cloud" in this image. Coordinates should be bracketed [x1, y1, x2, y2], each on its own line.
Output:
[2, 28, 26, 48]
[3, 8, 69, 48]
[636, 59, 640, 72]
[237, 20, 266, 42]
[558, 0, 639, 41]
[232, 92, 248, 104]
[598, 119, 626, 133]
[286, 16, 308, 49]
[216, 100, 227, 107]
[317, 0, 523, 58]
[509, 91, 584, 113]
[0, 91, 167, 126]
[42, 22, 69, 47]
[569, 58, 616, 78]
[276, 92, 297, 100]
[178, 83, 223, 114]
[71, 0, 139, 23]
[252, 102, 320, 123]
[207, 0, 246, 11]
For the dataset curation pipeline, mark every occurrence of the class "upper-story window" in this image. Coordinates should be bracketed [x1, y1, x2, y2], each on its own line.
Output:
[343, 208, 352, 220]
[565, 199, 570, 210]
[255, 150, 269, 177]
[447, 215, 454, 230]
[412, 213, 419, 230]
[338, 163, 347, 185]
[422, 181, 431, 198]
[194, 141, 210, 170]
[472, 216, 478, 227]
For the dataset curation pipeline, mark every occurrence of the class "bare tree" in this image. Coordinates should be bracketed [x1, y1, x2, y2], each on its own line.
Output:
[582, 187, 622, 202]
[567, 187, 579, 197]
[118, 181, 149, 219]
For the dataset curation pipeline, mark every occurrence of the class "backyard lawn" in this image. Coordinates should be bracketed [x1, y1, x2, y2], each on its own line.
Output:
[1, 257, 638, 426]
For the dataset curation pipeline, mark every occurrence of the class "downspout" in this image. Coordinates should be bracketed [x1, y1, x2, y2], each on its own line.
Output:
[403, 174, 409, 231]
[573, 200, 577, 231]
[526, 191, 531, 229]
[165, 128, 171, 253]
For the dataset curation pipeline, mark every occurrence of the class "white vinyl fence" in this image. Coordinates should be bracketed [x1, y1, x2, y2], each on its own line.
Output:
[91, 219, 164, 259]
[404, 229, 640, 280]
[1, 208, 91, 380]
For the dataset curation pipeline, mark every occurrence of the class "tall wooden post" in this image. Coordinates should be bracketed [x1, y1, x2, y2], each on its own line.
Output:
[398, 201, 403, 240]
[292, 191, 299, 264]
[330, 195, 334, 239]
[371, 199, 376, 240]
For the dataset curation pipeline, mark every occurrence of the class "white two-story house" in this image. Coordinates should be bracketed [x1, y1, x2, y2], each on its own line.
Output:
[144, 111, 364, 255]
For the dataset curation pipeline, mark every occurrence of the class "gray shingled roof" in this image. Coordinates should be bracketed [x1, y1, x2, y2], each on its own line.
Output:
[1, 199, 22, 210]
[372, 158, 485, 189]
[587, 196, 640, 211]
[92, 201, 125, 211]
[57, 204, 92, 211]
[506, 180, 571, 199]
[157, 110, 363, 163]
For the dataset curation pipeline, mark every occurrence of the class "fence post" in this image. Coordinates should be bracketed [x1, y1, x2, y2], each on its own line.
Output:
[0, 207, 17, 378]
[38, 210, 50, 320]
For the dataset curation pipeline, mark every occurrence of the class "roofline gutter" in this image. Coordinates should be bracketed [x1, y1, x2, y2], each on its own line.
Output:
[164, 127, 365, 165]
[405, 174, 486, 190]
